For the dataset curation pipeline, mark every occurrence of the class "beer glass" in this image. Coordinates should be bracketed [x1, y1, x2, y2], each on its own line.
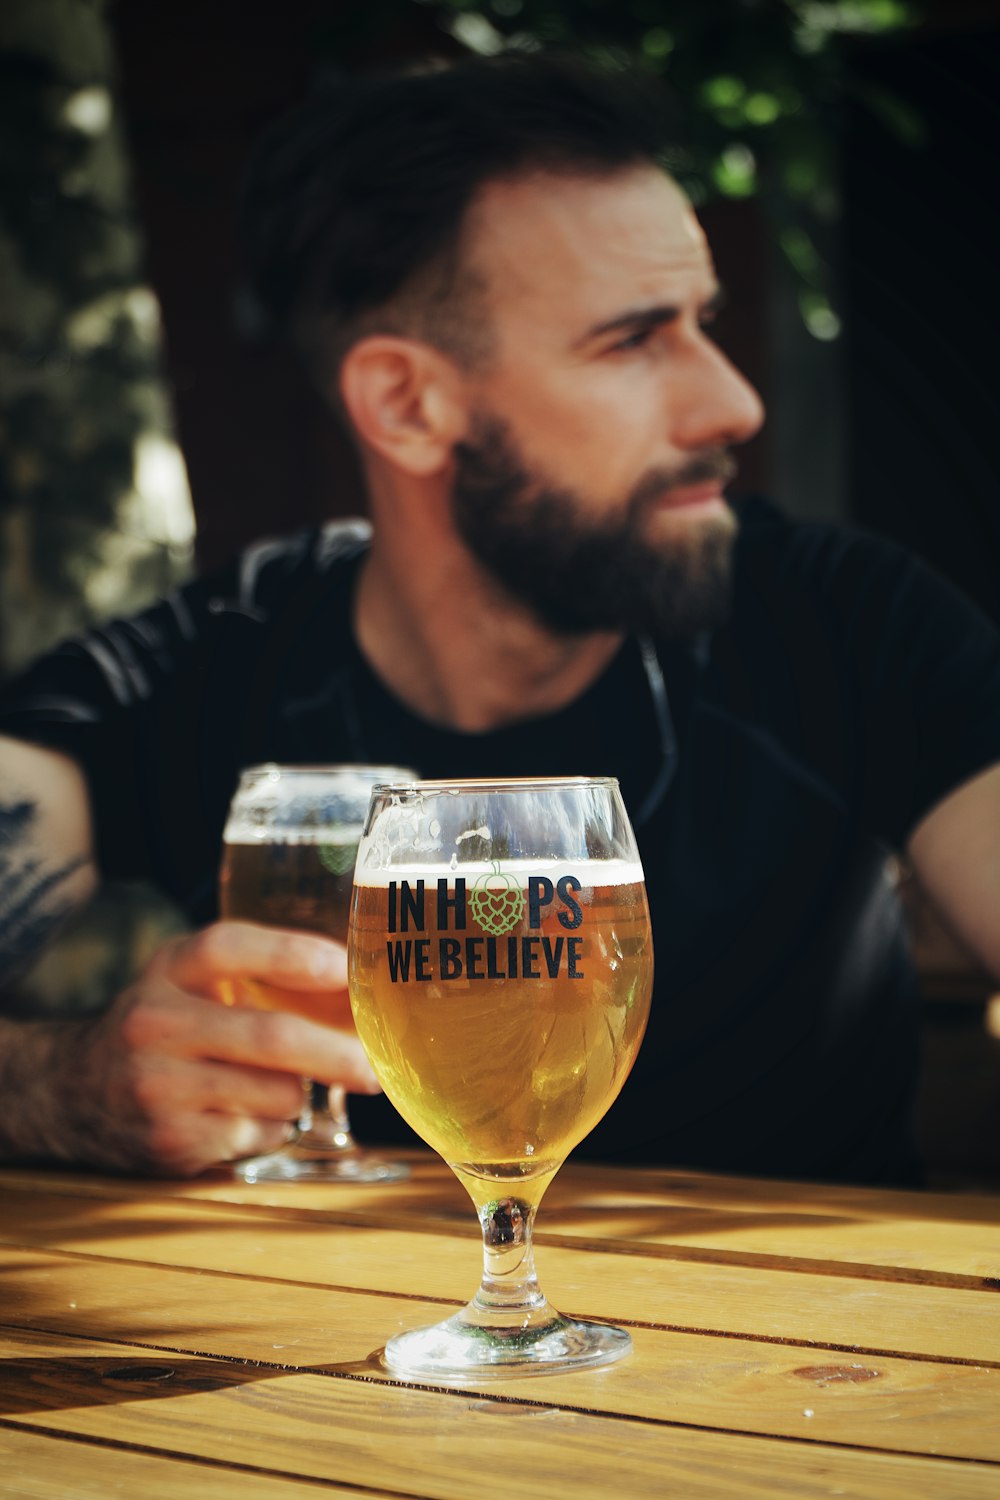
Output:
[219, 763, 417, 1183]
[349, 776, 653, 1377]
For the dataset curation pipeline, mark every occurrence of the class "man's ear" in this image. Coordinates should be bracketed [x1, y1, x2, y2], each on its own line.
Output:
[338, 336, 467, 475]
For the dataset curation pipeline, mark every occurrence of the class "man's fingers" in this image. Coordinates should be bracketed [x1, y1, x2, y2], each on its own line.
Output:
[130, 1052, 308, 1124]
[124, 986, 381, 1094]
[158, 922, 348, 992]
[221, 1116, 298, 1166]
[144, 1114, 297, 1178]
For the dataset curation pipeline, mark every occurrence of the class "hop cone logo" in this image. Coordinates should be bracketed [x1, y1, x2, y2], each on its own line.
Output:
[317, 841, 358, 876]
[469, 860, 526, 937]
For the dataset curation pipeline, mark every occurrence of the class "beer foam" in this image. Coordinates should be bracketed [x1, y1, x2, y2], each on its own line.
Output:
[223, 764, 415, 842]
[223, 828, 362, 845]
[353, 857, 645, 888]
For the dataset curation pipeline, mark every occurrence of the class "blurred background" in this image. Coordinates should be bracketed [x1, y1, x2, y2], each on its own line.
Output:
[2, 0, 999, 1184]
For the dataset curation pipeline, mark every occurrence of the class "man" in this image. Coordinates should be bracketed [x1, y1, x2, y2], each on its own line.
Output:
[2, 56, 999, 1182]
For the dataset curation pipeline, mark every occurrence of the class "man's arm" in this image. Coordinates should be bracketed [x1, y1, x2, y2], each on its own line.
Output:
[906, 760, 1000, 980]
[0, 736, 99, 983]
[0, 735, 379, 1175]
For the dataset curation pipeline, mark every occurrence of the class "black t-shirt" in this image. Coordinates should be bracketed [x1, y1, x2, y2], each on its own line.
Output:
[4, 501, 1000, 1185]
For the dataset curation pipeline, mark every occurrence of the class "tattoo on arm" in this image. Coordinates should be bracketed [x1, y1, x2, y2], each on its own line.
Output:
[0, 799, 87, 980]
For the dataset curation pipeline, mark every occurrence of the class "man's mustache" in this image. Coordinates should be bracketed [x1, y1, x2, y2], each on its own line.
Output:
[630, 450, 738, 515]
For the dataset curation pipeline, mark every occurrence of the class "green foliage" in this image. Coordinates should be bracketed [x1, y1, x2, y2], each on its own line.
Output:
[443, 0, 923, 303]
[0, 0, 191, 674]
[312, 0, 927, 333]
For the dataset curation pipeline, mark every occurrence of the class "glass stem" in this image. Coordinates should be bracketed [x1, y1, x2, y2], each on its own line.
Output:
[471, 1196, 549, 1322]
[298, 1082, 355, 1152]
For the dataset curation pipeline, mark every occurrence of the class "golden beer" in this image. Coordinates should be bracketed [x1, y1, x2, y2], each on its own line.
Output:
[219, 835, 357, 1031]
[349, 861, 652, 1203]
[218, 762, 417, 1186]
[350, 777, 652, 1375]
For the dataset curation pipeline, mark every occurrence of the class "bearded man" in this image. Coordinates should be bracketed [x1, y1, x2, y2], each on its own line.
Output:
[2, 55, 999, 1183]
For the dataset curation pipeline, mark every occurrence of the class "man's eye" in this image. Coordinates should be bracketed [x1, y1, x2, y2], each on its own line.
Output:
[610, 327, 654, 353]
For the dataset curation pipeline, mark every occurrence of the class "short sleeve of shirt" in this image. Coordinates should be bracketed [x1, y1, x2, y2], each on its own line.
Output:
[0, 521, 371, 913]
[851, 539, 1000, 843]
[732, 503, 1000, 849]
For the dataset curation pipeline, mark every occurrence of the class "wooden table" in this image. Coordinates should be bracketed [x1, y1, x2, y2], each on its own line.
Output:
[1, 1155, 998, 1498]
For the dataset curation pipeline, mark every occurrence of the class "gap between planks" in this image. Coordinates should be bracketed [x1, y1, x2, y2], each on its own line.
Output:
[5, 1326, 1000, 1476]
[3, 1187, 999, 1293]
[2, 1248, 1000, 1373]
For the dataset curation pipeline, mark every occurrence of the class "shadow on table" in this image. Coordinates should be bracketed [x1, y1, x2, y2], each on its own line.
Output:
[0, 1352, 278, 1415]
[0, 1349, 397, 1417]
[0, 1187, 922, 1251]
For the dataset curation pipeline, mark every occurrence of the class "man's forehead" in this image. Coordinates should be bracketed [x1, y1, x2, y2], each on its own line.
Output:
[462, 165, 714, 330]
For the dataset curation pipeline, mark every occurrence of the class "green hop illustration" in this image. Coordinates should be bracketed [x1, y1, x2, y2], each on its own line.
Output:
[469, 861, 526, 937]
[317, 841, 358, 877]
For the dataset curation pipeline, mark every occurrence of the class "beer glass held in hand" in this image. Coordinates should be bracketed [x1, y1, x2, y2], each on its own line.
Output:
[348, 777, 653, 1377]
[219, 762, 417, 1184]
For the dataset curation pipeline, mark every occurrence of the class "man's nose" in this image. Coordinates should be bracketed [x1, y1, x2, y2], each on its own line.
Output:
[670, 338, 765, 451]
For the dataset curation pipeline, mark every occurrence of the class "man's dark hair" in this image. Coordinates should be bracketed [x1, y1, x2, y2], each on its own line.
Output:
[242, 53, 674, 383]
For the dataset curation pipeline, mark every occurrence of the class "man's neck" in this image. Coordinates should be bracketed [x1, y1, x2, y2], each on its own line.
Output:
[353, 515, 623, 735]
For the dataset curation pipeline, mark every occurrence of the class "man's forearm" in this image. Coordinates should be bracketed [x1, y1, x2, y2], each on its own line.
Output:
[0, 819, 98, 1163]
[0, 1000, 169, 1172]
[1, 739, 101, 1000]
[0, 744, 105, 1165]
[908, 761, 1000, 981]
[1, 794, 94, 985]
[0, 1012, 83, 1163]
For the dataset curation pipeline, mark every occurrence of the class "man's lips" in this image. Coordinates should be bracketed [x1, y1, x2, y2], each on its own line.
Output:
[657, 480, 728, 510]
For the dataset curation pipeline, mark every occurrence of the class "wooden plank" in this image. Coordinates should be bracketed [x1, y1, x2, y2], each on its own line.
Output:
[543, 1171, 1000, 1284]
[0, 1424, 391, 1499]
[9, 1157, 995, 1225]
[5, 1164, 999, 1283]
[3, 1257, 1000, 1461]
[2, 1196, 999, 1367]
[114, 1156, 1000, 1242]
[11, 1156, 1000, 1232]
[1, 1327, 998, 1500]
[9, 1175, 1000, 1304]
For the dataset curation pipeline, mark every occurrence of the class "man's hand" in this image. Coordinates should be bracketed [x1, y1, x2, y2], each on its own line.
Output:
[0, 921, 380, 1177]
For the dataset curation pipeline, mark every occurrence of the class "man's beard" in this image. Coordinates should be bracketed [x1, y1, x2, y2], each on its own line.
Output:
[451, 412, 739, 639]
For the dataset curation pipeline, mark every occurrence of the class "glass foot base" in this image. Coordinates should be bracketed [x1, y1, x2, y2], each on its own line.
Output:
[384, 1309, 631, 1380]
[235, 1145, 410, 1185]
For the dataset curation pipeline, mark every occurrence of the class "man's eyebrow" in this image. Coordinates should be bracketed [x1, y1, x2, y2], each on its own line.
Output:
[579, 285, 727, 344]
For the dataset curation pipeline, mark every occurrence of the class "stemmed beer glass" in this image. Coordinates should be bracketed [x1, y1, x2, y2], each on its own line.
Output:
[219, 763, 417, 1184]
[348, 776, 653, 1377]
